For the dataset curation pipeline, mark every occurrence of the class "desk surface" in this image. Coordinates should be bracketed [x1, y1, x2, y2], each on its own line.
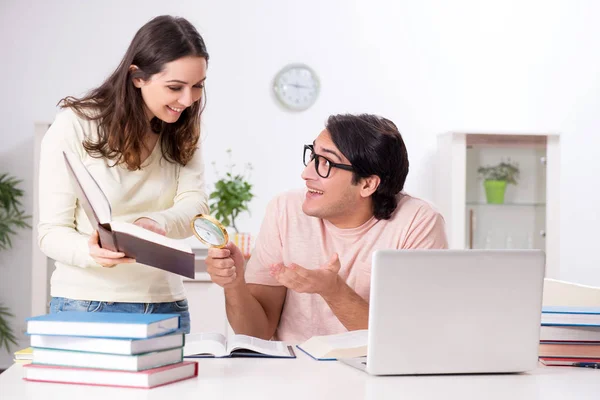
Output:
[1, 352, 598, 400]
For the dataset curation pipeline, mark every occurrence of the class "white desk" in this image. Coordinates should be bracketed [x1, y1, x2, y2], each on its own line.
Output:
[0, 352, 598, 400]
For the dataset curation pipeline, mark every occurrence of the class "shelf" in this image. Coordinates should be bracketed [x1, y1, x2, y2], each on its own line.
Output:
[466, 202, 546, 207]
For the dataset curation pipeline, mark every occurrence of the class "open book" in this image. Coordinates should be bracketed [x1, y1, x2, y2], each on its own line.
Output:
[63, 151, 194, 278]
[183, 333, 296, 358]
[296, 330, 368, 360]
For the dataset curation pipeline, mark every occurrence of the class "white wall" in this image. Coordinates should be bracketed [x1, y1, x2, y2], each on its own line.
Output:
[1, 0, 599, 367]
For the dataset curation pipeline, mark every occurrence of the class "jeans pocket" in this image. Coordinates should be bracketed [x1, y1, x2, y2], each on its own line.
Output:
[59, 298, 104, 312]
[172, 299, 189, 311]
[87, 301, 103, 313]
[49, 297, 63, 313]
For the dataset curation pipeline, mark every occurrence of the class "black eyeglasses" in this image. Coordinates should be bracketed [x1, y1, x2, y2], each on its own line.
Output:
[303, 144, 354, 178]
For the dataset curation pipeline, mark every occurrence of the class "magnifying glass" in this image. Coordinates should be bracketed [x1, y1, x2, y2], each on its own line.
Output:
[190, 214, 229, 248]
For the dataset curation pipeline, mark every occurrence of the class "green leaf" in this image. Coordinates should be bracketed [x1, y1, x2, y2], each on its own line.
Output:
[209, 152, 255, 232]
[0, 303, 18, 352]
[0, 173, 31, 350]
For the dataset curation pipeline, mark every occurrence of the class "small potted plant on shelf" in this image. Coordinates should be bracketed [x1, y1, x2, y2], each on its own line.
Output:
[477, 159, 520, 204]
[209, 150, 255, 257]
[0, 173, 31, 352]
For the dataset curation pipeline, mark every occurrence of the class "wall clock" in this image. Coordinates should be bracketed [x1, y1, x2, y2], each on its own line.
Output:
[273, 63, 320, 111]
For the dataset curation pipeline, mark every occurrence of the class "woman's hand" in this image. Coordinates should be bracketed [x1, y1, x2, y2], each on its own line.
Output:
[134, 217, 167, 235]
[88, 230, 136, 268]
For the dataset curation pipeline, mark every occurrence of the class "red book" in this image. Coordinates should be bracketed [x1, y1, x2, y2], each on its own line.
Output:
[23, 361, 198, 389]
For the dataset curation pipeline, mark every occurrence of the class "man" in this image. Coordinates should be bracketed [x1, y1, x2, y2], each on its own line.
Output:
[206, 114, 448, 343]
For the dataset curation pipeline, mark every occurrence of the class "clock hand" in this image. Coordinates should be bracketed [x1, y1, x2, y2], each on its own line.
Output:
[287, 83, 310, 89]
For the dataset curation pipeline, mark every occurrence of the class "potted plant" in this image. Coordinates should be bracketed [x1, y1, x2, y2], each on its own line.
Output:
[477, 160, 520, 204]
[0, 173, 30, 352]
[209, 149, 255, 234]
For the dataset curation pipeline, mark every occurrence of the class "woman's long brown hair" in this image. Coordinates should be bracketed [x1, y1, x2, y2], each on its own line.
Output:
[59, 15, 209, 170]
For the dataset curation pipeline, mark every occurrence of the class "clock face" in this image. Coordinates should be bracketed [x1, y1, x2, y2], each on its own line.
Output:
[273, 64, 320, 111]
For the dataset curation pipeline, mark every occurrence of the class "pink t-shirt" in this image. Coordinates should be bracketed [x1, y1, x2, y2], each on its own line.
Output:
[244, 189, 448, 343]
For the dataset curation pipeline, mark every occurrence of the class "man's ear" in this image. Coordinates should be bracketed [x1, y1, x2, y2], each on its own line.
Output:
[359, 175, 381, 198]
[129, 65, 145, 88]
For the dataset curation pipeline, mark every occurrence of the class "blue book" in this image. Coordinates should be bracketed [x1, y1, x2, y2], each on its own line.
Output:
[26, 312, 180, 339]
[541, 306, 600, 327]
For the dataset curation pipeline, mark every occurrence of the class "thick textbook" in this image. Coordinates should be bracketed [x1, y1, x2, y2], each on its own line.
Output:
[29, 332, 184, 355]
[23, 361, 198, 389]
[26, 312, 179, 339]
[63, 151, 194, 278]
[183, 332, 295, 358]
[296, 330, 368, 361]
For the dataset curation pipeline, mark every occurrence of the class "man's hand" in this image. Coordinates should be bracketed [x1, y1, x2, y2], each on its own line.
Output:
[270, 253, 342, 297]
[88, 230, 136, 268]
[133, 217, 166, 235]
[206, 242, 247, 288]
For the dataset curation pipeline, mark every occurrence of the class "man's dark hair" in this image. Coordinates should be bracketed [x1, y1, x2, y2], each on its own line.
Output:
[326, 114, 409, 220]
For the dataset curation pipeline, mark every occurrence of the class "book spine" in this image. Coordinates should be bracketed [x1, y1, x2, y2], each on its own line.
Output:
[97, 224, 118, 252]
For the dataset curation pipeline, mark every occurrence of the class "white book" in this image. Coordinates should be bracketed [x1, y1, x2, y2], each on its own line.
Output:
[183, 332, 295, 358]
[29, 332, 184, 355]
[297, 330, 368, 360]
[32, 347, 183, 371]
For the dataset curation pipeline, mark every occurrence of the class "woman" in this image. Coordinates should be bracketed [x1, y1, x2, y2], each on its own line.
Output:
[38, 15, 210, 333]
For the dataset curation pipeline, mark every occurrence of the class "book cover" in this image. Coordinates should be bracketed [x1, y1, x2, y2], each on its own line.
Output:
[63, 151, 195, 279]
[23, 361, 198, 389]
[27, 312, 179, 339]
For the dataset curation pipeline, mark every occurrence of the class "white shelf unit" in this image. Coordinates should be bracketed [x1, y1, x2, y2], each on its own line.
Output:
[435, 133, 560, 278]
[31, 122, 229, 336]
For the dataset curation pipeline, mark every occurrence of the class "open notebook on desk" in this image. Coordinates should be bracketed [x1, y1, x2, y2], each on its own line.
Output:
[183, 333, 296, 358]
[63, 151, 195, 278]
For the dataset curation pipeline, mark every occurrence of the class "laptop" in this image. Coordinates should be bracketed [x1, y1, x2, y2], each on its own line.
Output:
[340, 249, 545, 375]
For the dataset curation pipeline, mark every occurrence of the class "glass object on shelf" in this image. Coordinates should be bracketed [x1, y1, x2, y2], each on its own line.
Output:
[465, 137, 547, 252]
[485, 231, 493, 249]
[505, 234, 513, 249]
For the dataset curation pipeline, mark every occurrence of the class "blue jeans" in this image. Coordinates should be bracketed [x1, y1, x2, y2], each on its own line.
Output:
[49, 297, 190, 334]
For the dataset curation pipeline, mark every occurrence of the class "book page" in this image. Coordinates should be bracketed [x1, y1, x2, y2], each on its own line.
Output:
[183, 333, 227, 357]
[111, 221, 192, 253]
[63, 151, 112, 224]
[227, 334, 292, 357]
[317, 330, 368, 348]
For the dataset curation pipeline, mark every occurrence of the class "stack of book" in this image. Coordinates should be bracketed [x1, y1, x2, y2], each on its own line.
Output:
[538, 306, 600, 367]
[22, 312, 198, 389]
